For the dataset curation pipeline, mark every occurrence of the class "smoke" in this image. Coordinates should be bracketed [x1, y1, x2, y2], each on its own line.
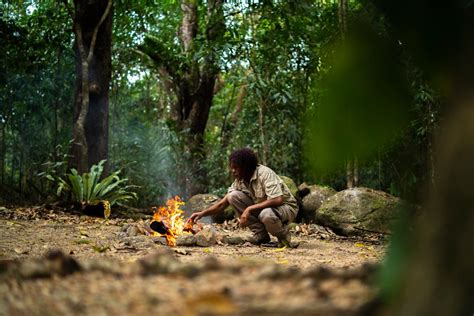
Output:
[110, 118, 182, 207]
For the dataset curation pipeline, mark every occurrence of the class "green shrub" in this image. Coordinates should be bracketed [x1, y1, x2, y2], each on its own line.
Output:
[55, 160, 138, 206]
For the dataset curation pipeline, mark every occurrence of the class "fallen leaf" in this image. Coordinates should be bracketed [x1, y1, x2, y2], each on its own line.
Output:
[269, 247, 287, 252]
[14, 248, 28, 254]
[75, 239, 91, 245]
[185, 292, 236, 316]
[174, 249, 189, 255]
[92, 244, 110, 253]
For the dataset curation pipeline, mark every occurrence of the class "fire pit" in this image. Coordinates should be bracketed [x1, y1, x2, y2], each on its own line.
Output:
[149, 196, 195, 247]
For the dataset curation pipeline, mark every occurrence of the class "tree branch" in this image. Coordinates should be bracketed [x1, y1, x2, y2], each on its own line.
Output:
[87, 0, 113, 63]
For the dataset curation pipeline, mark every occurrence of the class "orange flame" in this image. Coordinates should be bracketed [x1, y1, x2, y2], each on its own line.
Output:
[150, 196, 191, 247]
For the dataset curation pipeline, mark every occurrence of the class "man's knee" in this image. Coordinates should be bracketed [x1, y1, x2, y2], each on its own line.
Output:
[227, 191, 241, 205]
[258, 208, 279, 224]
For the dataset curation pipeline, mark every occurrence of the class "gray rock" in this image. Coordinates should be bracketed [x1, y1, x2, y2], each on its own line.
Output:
[279, 175, 298, 197]
[222, 235, 245, 245]
[138, 249, 200, 277]
[176, 235, 196, 247]
[183, 194, 220, 224]
[298, 184, 337, 222]
[126, 225, 139, 237]
[152, 236, 168, 245]
[317, 187, 408, 236]
[195, 228, 217, 247]
[14, 250, 82, 280]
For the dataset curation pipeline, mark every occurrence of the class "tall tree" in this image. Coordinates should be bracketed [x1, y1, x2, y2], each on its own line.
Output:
[338, 0, 359, 188]
[65, 0, 113, 173]
[140, 0, 225, 196]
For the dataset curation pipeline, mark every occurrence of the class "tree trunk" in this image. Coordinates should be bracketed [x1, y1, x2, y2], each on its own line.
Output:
[338, 0, 348, 38]
[69, 0, 112, 174]
[426, 102, 436, 188]
[139, 0, 224, 197]
[339, 0, 358, 189]
[346, 159, 354, 188]
[1, 123, 4, 186]
[175, 0, 224, 196]
[258, 100, 268, 165]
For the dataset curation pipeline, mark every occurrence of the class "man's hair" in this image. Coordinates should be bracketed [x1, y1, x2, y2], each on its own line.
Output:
[229, 148, 258, 178]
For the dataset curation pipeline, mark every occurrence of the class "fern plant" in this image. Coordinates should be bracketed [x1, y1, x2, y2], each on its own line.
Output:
[56, 160, 138, 206]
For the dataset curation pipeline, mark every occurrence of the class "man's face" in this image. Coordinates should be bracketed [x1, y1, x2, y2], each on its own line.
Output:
[229, 161, 243, 180]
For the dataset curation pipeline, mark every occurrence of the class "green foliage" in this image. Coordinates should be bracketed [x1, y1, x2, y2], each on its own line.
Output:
[37, 141, 72, 198]
[204, 1, 337, 190]
[55, 160, 138, 206]
[305, 21, 411, 173]
[0, 0, 443, 208]
[0, 1, 74, 203]
[112, 121, 180, 206]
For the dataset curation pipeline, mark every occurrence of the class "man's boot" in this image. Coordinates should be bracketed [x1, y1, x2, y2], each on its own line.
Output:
[248, 232, 271, 245]
[277, 229, 299, 248]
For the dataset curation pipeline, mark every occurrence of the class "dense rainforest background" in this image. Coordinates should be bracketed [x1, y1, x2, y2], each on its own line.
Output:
[1, 1, 473, 315]
[0, 0, 440, 206]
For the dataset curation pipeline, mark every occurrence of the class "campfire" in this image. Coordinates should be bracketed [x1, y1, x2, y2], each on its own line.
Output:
[149, 196, 194, 247]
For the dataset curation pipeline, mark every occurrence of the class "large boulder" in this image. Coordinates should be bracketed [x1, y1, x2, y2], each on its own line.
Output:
[316, 187, 406, 236]
[183, 194, 234, 224]
[297, 183, 337, 223]
[279, 175, 298, 198]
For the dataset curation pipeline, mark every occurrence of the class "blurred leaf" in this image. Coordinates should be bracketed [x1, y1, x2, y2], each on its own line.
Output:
[75, 239, 91, 245]
[305, 21, 411, 172]
[92, 244, 110, 253]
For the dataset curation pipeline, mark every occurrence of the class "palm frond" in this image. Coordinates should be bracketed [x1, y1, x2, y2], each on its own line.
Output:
[54, 161, 138, 215]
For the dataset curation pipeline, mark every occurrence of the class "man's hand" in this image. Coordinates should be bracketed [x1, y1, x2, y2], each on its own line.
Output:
[239, 208, 252, 227]
[188, 211, 204, 223]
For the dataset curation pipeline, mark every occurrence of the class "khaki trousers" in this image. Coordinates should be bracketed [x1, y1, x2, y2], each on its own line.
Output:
[227, 190, 296, 240]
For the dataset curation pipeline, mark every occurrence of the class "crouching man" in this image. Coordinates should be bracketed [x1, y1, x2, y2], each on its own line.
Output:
[188, 148, 299, 248]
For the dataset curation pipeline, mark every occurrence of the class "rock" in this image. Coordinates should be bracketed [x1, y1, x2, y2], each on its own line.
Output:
[222, 235, 245, 245]
[138, 249, 180, 275]
[212, 206, 235, 224]
[84, 259, 124, 276]
[298, 184, 337, 223]
[183, 193, 235, 224]
[316, 187, 407, 236]
[195, 228, 217, 247]
[11, 250, 82, 280]
[183, 194, 219, 215]
[176, 235, 197, 247]
[279, 175, 298, 197]
[183, 194, 220, 223]
[257, 264, 300, 280]
[126, 225, 139, 237]
[152, 236, 168, 245]
[138, 249, 200, 277]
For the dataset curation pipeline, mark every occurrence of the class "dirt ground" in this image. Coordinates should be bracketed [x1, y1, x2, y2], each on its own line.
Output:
[0, 206, 388, 315]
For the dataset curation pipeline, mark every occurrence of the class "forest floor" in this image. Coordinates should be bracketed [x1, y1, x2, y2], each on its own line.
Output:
[0, 205, 388, 315]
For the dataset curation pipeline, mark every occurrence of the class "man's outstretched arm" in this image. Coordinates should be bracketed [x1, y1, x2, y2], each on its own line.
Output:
[188, 194, 230, 222]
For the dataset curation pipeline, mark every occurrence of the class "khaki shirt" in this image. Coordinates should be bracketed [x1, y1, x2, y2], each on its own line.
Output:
[228, 165, 298, 212]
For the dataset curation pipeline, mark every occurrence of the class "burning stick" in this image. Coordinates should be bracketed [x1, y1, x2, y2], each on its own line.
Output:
[150, 220, 169, 235]
[183, 218, 195, 234]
